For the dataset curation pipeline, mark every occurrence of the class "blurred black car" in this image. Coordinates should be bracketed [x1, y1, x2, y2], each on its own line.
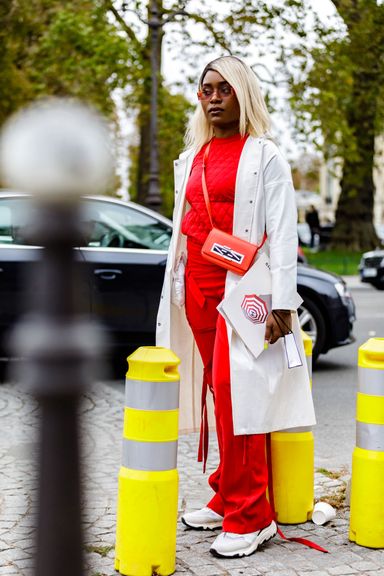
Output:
[359, 249, 384, 290]
[0, 192, 355, 376]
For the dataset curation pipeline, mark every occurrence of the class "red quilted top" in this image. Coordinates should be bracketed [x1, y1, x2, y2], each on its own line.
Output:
[181, 134, 248, 245]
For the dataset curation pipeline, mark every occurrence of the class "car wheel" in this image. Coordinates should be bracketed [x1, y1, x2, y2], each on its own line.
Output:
[297, 296, 326, 362]
[0, 360, 8, 383]
[371, 281, 384, 291]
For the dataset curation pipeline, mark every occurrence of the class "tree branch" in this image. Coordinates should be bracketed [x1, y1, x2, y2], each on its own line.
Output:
[162, 9, 189, 25]
[104, 1, 142, 50]
[183, 12, 231, 51]
[121, 6, 149, 26]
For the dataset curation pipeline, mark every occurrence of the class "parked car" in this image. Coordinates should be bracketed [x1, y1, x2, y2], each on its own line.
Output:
[358, 249, 384, 290]
[297, 245, 307, 264]
[0, 192, 355, 377]
[298, 221, 334, 249]
[297, 222, 312, 247]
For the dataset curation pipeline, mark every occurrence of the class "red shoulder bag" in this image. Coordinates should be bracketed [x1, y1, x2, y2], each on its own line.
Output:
[200, 140, 266, 275]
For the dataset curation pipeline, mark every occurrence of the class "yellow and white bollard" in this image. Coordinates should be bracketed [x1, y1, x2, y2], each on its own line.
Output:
[115, 346, 180, 576]
[270, 331, 314, 524]
[349, 337, 384, 548]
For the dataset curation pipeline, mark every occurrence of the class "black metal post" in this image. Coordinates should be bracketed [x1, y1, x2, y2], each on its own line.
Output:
[0, 97, 111, 576]
[13, 203, 101, 576]
[147, 0, 162, 211]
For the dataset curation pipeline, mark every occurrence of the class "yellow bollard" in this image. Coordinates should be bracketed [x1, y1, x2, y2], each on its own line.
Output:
[349, 337, 384, 548]
[270, 331, 314, 524]
[115, 346, 180, 576]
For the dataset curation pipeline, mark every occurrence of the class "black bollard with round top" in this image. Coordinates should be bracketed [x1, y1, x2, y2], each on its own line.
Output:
[0, 99, 113, 576]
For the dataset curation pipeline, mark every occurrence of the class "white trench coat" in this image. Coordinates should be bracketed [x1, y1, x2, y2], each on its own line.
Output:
[156, 135, 316, 435]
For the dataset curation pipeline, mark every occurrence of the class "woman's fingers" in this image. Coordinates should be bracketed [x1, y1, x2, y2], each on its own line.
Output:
[265, 310, 292, 344]
[265, 314, 280, 344]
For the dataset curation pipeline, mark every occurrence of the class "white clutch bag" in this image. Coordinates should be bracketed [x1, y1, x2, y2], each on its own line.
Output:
[171, 253, 186, 308]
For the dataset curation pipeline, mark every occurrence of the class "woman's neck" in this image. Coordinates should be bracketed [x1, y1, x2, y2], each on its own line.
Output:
[213, 125, 240, 139]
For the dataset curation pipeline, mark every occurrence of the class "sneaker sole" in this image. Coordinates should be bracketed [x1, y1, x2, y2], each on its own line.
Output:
[210, 521, 277, 558]
[181, 517, 223, 531]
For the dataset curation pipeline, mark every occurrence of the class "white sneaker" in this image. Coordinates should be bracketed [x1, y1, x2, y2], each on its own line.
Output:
[210, 520, 277, 558]
[181, 507, 224, 530]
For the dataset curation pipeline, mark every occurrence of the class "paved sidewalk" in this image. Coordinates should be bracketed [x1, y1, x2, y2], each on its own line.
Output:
[341, 276, 363, 290]
[1, 381, 383, 576]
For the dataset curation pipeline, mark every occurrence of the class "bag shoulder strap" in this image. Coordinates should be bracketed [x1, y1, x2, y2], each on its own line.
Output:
[202, 138, 267, 250]
[201, 141, 214, 228]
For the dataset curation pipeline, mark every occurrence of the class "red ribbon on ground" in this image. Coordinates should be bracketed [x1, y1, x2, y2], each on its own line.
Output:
[266, 433, 329, 554]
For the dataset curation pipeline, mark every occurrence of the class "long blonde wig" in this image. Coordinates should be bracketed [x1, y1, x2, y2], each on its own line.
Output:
[184, 56, 272, 152]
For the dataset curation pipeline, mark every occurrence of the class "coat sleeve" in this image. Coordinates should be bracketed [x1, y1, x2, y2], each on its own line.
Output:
[263, 143, 299, 310]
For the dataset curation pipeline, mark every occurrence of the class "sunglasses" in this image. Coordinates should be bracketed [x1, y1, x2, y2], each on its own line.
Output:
[197, 84, 234, 101]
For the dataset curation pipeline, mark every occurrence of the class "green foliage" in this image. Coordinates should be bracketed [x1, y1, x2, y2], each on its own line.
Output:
[158, 91, 193, 217]
[287, 38, 355, 157]
[112, 0, 297, 212]
[0, 1, 134, 123]
[128, 89, 192, 218]
[30, 6, 132, 116]
[0, 1, 34, 126]
[7, 0, 381, 231]
[279, 0, 384, 251]
[1, 0, 313, 210]
[303, 248, 362, 276]
[285, 1, 384, 162]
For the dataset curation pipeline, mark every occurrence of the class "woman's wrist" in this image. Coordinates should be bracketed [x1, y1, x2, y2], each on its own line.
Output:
[273, 309, 291, 315]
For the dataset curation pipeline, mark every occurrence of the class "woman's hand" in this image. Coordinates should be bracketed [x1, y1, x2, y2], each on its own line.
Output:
[265, 309, 292, 345]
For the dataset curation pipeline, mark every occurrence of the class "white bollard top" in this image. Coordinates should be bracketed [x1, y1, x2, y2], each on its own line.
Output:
[0, 98, 114, 201]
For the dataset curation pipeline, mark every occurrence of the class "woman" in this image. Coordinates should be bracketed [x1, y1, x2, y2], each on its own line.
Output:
[156, 56, 316, 559]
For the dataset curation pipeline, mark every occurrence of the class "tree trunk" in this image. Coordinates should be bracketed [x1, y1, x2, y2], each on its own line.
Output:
[331, 0, 381, 251]
[331, 69, 379, 251]
[136, 0, 163, 209]
[136, 105, 151, 205]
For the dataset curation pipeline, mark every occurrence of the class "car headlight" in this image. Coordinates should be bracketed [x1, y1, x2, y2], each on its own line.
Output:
[335, 281, 356, 320]
[335, 281, 351, 301]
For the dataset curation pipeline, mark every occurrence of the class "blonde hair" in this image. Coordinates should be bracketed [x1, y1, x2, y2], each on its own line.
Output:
[184, 56, 271, 151]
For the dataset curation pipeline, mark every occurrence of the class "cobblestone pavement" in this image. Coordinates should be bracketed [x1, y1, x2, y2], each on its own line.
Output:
[1, 380, 383, 576]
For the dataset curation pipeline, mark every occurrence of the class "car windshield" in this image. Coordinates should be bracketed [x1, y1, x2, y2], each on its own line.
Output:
[80, 199, 172, 250]
[0, 197, 34, 244]
[0, 196, 172, 250]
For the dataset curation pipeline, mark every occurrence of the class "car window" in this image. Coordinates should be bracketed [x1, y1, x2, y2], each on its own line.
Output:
[80, 199, 172, 250]
[0, 198, 33, 245]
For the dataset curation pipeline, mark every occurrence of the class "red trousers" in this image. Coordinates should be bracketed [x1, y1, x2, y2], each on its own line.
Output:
[185, 240, 273, 534]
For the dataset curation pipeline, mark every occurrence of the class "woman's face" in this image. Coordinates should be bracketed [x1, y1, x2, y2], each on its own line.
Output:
[199, 70, 240, 136]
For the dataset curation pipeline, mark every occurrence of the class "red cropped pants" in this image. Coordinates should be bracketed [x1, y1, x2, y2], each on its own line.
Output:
[185, 240, 273, 534]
